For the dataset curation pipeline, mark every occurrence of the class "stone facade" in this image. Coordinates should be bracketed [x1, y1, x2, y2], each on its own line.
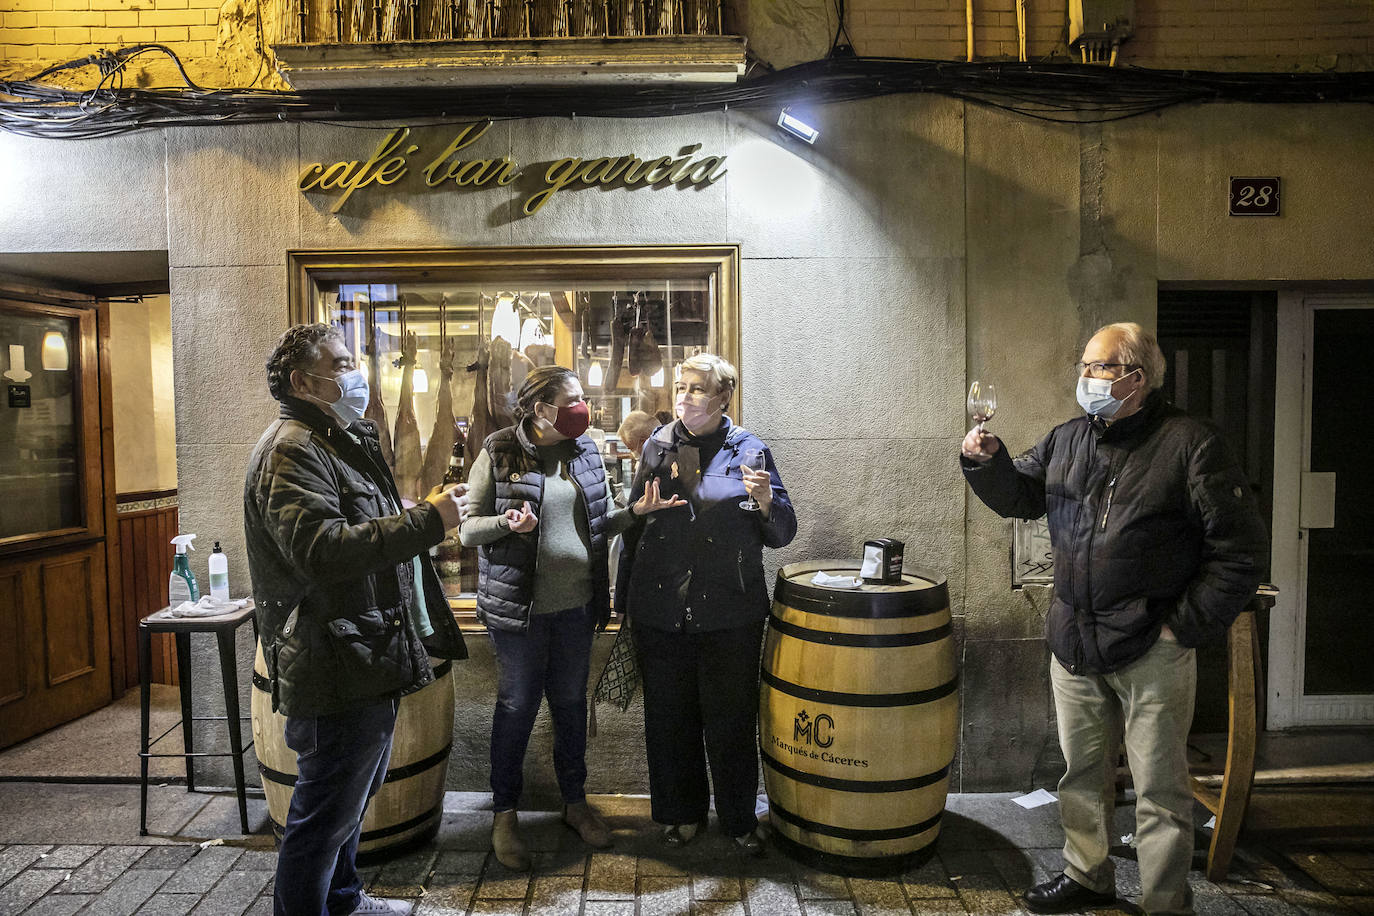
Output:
[2, 91, 1373, 794]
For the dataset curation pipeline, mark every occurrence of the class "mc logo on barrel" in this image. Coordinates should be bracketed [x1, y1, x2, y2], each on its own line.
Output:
[793, 709, 835, 748]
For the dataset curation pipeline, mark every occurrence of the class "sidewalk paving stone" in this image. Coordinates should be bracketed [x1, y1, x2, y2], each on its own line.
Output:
[158, 845, 243, 894]
[800, 899, 861, 916]
[33, 845, 101, 871]
[433, 849, 488, 876]
[84, 866, 173, 915]
[745, 876, 805, 916]
[135, 844, 200, 870]
[53, 844, 148, 894]
[528, 874, 583, 916]
[138, 892, 211, 915]
[0, 866, 66, 911]
[691, 871, 743, 901]
[416, 876, 478, 915]
[640, 874, 693, 916]
[586, 852, 636, 899]
[188, 867, 273, 915]
[0, 844, 50, 886]
[21, 892, 93, 915]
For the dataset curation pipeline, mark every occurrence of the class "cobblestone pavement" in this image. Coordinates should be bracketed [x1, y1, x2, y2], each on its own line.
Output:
[0, 786, 1371, 915]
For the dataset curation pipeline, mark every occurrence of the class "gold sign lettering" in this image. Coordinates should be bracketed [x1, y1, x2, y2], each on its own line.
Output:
[298, 122, 726, 216]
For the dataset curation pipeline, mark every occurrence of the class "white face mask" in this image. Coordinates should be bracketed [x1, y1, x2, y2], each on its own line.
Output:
[1076, 368, 1140, 419]
[306, 368, 369, 425]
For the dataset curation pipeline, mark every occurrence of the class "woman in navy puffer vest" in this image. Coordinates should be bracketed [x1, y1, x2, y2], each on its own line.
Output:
[461, 365, 680, 870]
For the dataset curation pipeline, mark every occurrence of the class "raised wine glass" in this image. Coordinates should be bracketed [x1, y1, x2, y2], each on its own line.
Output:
[739, 447, 764, 511]
[968, 381, 997, 431]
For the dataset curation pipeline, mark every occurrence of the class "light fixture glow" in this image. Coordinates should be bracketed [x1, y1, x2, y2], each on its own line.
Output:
[518, 317, 547, 352]
[490, 295, 519, 343]
[41, 331, 68, 371]
[587, 361, 604, 387]
[412, 366, 429, 393]
[650, 366, 665, 387]
[777, 108, 820, 145]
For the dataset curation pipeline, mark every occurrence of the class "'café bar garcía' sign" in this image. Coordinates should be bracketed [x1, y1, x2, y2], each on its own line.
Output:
[298, 121, 728, 216]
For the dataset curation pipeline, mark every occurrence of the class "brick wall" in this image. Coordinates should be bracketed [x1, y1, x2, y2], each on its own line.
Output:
[842, 0, 1374, 70]
[2, 0, 1372, 89]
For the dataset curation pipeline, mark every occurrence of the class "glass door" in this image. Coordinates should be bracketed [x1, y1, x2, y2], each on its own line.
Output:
[1269, 294, 1374, 727]
[0, 294, 112, 749]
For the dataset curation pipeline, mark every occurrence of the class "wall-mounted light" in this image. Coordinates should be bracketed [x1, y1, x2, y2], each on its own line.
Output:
[777, 107, 820, 145]
[412, 366, 430, 393]
[41, 331, 69, 371]
[587, 360, 604, 387]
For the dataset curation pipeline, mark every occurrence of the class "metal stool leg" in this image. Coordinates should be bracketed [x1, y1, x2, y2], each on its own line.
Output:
[175, 632, 195, 791]
[139, 624, 153, 836]
[217, 630, 250, 834]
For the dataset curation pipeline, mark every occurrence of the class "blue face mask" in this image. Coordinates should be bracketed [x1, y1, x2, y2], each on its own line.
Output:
[1076, 368, 1140, 419]
[307, 368, 369, 425]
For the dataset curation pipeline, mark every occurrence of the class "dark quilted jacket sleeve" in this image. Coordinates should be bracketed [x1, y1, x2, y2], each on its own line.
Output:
[263, 439, 446, 581]
[961, 428, 1053, 520]
[1161, 431, 1268, 647]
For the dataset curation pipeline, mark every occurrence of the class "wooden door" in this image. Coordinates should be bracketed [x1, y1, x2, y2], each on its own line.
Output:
[0, 291, 117, 749]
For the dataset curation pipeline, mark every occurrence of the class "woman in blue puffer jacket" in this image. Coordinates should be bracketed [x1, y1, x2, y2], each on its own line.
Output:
[618, 352, 797, 855]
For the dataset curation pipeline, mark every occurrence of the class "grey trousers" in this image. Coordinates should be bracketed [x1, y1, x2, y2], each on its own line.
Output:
[1050, 633, 1197, 916]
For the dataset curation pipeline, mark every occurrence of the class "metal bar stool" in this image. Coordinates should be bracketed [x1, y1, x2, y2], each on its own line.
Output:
[138, 601, 257, 836]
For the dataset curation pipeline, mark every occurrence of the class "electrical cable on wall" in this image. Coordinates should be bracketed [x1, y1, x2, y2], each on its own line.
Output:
[2, 50, 1372, 138]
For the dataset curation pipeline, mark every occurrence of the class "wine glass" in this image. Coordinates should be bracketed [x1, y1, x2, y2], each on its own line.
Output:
[739, 447, 764, 511]
[968, 381, 997, 431]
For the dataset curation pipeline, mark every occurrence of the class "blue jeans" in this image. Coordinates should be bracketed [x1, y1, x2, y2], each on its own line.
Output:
[487, 604, 595, 811]
[274, 699, 398, 916]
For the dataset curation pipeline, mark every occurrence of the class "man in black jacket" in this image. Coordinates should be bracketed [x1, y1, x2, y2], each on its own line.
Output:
[245, 324, 469, 916]
[961, 322, 1266, 916]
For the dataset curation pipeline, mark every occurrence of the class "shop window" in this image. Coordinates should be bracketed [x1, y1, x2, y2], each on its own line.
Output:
[288, 245, 741, 622]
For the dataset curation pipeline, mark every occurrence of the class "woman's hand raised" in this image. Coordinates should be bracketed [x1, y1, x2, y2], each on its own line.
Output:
[504, 501, 539, 533]
[632, 477, 689, 516]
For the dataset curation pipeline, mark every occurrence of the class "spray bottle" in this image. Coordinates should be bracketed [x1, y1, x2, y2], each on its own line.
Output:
[169, 534, 200, 605]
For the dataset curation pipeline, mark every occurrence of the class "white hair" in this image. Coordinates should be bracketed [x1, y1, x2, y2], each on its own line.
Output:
[679, 352, 737, 396]
[1097, 322, 1167, 391]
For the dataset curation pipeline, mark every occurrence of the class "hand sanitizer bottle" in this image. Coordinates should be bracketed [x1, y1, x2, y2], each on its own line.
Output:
[169, 534, 199, 605]
[208, 541, 230, 601]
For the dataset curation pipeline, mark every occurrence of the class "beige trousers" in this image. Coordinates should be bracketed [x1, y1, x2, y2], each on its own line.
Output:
[1050, 632, 1197, 916]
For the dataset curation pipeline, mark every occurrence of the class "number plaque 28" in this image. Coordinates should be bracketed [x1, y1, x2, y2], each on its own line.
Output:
[1229, 177, 1280, 216]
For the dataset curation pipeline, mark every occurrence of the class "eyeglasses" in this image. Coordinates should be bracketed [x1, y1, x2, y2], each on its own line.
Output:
[1076, 361, 1135, 378]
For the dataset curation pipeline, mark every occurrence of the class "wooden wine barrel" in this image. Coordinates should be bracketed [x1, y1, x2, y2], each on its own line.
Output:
[250, 644, 455, 864]
[760, 560, 958, 875]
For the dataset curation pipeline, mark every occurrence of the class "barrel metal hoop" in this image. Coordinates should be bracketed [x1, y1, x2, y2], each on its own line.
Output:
[253, 660, 450, 696]
[768, 617, 952, 648]
[769, 799, 943, 841]
[762, 669, 959, 708]
[775, 587, 949, 619]
[257, 742, 452, 788]
[268, 804, 443, 844]
[383, 743, 453, 783]
[360, 803, 442, 842]
[762, 749, 950, 793]
[775, 563, 950, 619]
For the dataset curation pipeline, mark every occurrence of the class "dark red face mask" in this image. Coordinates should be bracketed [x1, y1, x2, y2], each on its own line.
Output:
[547, 400, 591, 439]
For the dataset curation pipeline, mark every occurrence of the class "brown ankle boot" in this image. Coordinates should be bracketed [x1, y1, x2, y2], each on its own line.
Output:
[563, 800, 612, 848]
[491, 809, 531, 870]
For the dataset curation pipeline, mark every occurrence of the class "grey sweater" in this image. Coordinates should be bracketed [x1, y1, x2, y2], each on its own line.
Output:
[460, 445, 634, 614]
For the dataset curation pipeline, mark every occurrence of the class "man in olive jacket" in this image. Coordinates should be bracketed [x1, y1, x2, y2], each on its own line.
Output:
[244, 323, 469, 916]
[961, 322, 1266, 916]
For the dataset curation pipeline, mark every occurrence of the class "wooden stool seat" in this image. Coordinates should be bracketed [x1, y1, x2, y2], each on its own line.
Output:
[138, 601, 257, 836]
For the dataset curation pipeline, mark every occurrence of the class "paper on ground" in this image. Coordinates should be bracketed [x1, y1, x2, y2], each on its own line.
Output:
[1012, 788, 1058, 809]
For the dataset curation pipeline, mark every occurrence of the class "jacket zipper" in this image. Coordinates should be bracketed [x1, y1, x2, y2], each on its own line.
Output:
[1099, 476, 1119, 532]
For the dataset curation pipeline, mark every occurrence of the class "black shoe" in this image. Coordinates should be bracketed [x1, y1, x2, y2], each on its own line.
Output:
[731, 826, 767, 857]
[661, 819, 706, 847]
[1023, 873, 1116, 914]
